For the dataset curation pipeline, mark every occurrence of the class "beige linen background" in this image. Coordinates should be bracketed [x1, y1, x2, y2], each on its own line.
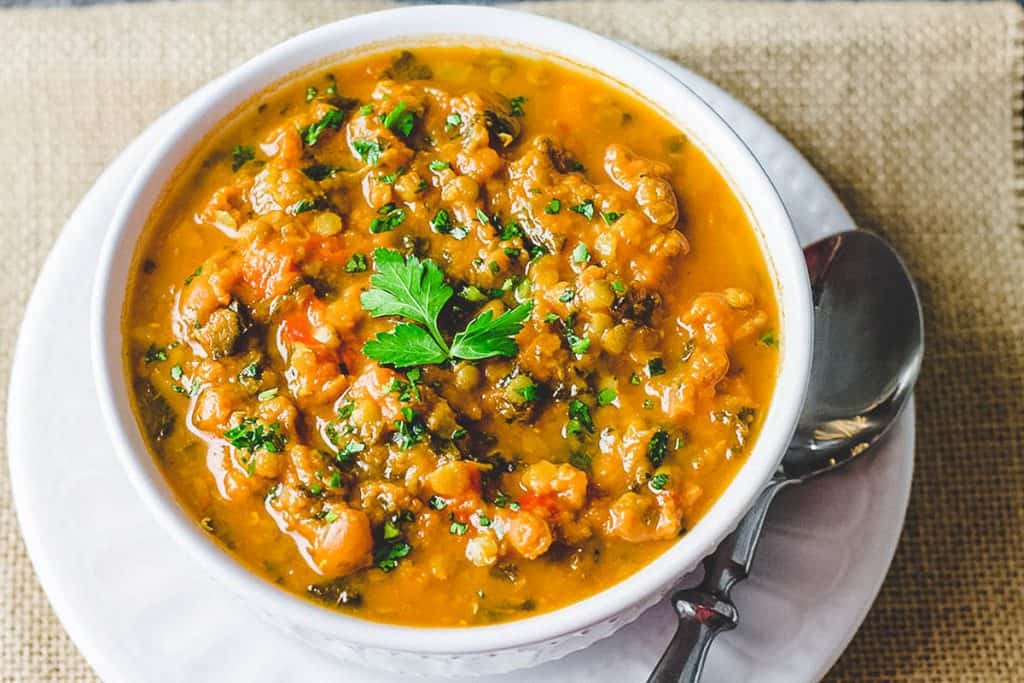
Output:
[2, 1, 1023, 681]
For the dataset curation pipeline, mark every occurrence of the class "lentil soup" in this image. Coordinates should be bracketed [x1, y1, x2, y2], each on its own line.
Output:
[124, 46, 779, 626]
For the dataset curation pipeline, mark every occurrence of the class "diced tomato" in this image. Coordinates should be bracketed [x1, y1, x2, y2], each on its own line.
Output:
[281, 310, 317, 346]
[516, 492, 558, 516]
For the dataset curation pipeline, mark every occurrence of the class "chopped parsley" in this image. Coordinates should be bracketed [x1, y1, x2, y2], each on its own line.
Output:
[544, 198, 561, 214]
[475, 208, 491, 224]
[302, 163, 337, 181]
[144, 344, 167, 364]
[568, 451, 592, 471]
[184, 265, 202, 286]
[224, 418, 286, 453]
[760, 331, 778, 347]
[374, 540, 411, 573]
[290, 198, 318, 215]
[597, 388, 617, 406]
[601, 211, 623, 225]
[430, 208, 452, 233]
[513, 381, 538, 402]
[345, 252, 368, 273]
[428, 496, 447, 511]
[500, 221, 523, 240]
[445, 112, 463, 131]
[170, 364, 183, 381]
[450, 519, 468, 536]
[567, 399, 594, 435]
[647, 357, 666, 377]
[571, 243, 590, 264]
[302, 108, 345, 146]
[428, 159, 450, 171]
[570, 200, 595, 220]
[509, 95, 526, 117]
[359, 103, 374, 116]
[369, 203, 406, 233]
[649, 473, 670, 491]
[567, 332, 590, 355]
[335, 440, 365, 463]
[382, 100, 415, 137]
[647, 429, 669, 467]
[230, 145, 255, 172]
[392, 407, 428, 450]
[611, 279, 627, 294]
[352, 138, 383, 166]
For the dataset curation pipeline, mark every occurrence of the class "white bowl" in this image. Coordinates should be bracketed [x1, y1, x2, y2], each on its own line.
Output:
[92, 5, 812, 676]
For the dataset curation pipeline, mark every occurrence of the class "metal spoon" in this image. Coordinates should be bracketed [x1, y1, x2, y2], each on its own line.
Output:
[648, 230, 924, 683]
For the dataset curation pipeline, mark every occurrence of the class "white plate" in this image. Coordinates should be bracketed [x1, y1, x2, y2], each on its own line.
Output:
[8, 50, 913, 683]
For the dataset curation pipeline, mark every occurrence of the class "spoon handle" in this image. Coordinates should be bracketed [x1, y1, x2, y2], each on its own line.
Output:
[647, 474, 794, 683]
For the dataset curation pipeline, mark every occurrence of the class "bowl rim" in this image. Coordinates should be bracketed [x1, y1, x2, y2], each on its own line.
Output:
[91, 4, 812, 655]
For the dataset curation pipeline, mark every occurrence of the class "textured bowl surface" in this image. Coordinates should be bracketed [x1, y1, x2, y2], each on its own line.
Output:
[90, 5, 812, 675]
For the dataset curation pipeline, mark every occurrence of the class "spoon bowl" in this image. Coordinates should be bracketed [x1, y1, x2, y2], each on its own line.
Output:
[786, 230, 924, 479]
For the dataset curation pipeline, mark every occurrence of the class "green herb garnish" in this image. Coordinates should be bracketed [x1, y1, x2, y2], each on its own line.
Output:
[570, 200, 595, 220]
[382, 100, 415, 137]
[647, 429, 669, 467]
[369, 203, 406, 233]
[224, 418, 286, 453]
[302, 109, 345, 146]
[352, 138, 383, 165]
[345, 253, 368, 273]
[360, 249, 533, 368]
[144, 344, 167, 364]
[571, 243, 590, 264]
[231, 145, 255, 172]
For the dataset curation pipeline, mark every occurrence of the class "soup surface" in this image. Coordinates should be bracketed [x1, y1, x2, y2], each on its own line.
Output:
[125, 46, 779, 626]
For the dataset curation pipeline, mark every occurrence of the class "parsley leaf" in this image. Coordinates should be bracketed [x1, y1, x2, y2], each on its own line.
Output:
[362, 323, 449, 368]
[570, 200, 595, 220]
[382, 100, 415, 137]
[231, 145, 255, 172]
[224, 418, 286, 453]
[345, 253, 367, 273]
[352, 138, 383, 165]
[544, 198, 561, 214]
[144, 344, 167, 364]
[650, 473, 670, 491]
[359, 249, 533, 367]
[361, 248, 452, 348]
[647, 429, 669, 467]
[369, 203, 406, 233]
[302, 163, 338, 181]
[449, 302, 534, 360]
[509, 96, 526, 117]
[572, 243, 590, 264]
[302, 109, 345, 146]
[430, 208, 452, 233]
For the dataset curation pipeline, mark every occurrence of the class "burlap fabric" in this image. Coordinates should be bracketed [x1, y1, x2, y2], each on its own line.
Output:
[2, 1, 1022, 681]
